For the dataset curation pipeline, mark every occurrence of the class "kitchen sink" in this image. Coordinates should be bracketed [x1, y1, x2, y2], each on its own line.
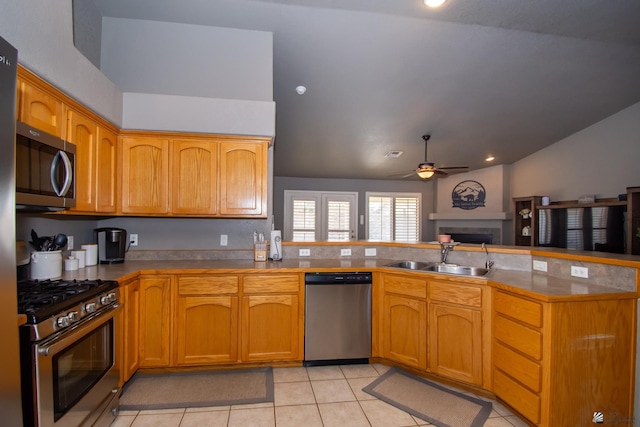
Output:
[422, 264, 490, 276]
[385, 260, 433, 270]
[385, 261, 490, 277]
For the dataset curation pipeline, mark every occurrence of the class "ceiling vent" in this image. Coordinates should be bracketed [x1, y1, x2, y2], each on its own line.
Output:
[385, 150, 403, 158]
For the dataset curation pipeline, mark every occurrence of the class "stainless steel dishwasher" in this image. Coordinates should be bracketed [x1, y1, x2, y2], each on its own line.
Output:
[304, 272, 372, 366]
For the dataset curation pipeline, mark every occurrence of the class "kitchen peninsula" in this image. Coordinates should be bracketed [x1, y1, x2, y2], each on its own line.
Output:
[58, 241, 638, 427]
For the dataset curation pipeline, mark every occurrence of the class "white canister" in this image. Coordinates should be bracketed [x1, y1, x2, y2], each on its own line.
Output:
[82, 244, 98, 266]
[71, 250, 86, 268]
[542, 196, 550, 206]
[30, 250, 63, 280]
[64, 257, 79, 271]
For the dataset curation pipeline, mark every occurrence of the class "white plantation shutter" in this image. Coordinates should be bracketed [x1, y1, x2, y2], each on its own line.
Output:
[292, 199, 317, 241]
[367, 193, 421, 241]
[327, 200, 351, 241]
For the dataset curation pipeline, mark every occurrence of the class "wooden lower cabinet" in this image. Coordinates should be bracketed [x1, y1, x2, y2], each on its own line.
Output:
[427, 279, 484, 386]
[174, 275, 239, 365]
[240, 274, 303, 362]
[121, 278, 140, 384]
[492, 289, 635, 426]
[379, 273, 427, 370]
[138, 275, 173, 368]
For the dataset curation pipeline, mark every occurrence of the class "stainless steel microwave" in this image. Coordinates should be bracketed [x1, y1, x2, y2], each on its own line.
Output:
[15, 121, 76, 209]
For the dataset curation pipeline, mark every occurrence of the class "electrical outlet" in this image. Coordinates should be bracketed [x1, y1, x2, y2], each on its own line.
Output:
[571, 265, 589, 278]
[532, 260, 547, 272]
[220, 234, 228, 246]
[365, 248, 377, 257]
[299, 248, 311, 257]
[67, 236, 74, 250]
[341, 248, 352, 256]
[130, 234, 138, 246]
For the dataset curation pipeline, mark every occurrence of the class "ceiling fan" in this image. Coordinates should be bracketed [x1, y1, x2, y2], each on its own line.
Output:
[392, 134, 469, 179]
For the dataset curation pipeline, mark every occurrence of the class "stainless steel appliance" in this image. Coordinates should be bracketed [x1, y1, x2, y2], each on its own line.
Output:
[304, 272, 372, 366]
[16, 121, 76, 210]
[95, 227, 128, 264]
[18, 277, 122, 427]
[0, 34, 23, 427]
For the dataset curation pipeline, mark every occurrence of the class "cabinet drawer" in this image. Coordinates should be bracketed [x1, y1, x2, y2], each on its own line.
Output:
[429, 280, 481, 307]
[493, 369, 540, 424]
[494, 291, 542, 327]
[494, 314, 542, 360]
[494, 342, 541, 392]
[243, 275, 300, 294]
[178, 275, 238, 295]
[382, 274, 427, 299]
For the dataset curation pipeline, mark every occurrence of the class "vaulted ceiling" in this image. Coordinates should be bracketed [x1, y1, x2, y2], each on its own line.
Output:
[92, 0, 640, 180]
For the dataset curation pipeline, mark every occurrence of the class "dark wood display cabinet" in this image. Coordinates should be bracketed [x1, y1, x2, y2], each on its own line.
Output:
[513, 196, 542, 246]
[627, 186, 640, 255]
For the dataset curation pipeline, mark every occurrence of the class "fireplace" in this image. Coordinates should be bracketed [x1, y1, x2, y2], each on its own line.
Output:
[439, 227, 501, 245]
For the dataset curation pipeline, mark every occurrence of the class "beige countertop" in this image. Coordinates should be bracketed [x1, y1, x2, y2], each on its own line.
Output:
[58, 259, 638, 302]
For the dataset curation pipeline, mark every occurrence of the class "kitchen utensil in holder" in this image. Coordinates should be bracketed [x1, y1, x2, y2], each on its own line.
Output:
[254, 243, 267, 262]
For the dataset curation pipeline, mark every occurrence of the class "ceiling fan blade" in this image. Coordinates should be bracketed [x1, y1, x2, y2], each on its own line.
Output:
[437, 166, 469, 170]
[388, 170, 416, 177]
[434, 169, 449, 176]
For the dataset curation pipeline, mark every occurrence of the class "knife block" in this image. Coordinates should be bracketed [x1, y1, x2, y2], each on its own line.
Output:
[254, 243, 267, 262]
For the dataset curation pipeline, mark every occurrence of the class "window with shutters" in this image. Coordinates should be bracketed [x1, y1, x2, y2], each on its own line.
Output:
[284, 191, 357, 241]
[366, 192, 421, 241]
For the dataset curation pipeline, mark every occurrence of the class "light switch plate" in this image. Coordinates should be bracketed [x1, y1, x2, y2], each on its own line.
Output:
[532, 260, 547, 272]
[571, 265, 589, 278]
[365, 248, 377, 257]
[220, 235, 228, 246]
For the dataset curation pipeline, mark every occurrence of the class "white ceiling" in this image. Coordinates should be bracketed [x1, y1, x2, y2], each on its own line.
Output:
[92, 0, 640, 180]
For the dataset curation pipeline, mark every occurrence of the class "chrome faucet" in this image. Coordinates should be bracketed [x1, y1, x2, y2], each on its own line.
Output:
[482, 242, 494, 269]
[439, 243, 454, 264]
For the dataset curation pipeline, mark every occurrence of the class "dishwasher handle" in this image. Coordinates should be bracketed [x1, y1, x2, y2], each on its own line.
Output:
[305, 272, 372, 285]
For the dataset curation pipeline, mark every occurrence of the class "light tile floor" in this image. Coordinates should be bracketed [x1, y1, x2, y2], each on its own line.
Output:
[111, 364, 528, 427]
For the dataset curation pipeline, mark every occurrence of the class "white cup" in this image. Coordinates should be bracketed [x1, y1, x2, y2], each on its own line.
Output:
[30, 250, 63, 280]
[71, 250, 86, 268]
[64, 257, 79, 271]
[81, 244, 98, 266]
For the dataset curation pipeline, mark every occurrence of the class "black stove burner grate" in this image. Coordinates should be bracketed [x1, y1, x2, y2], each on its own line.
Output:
[18, 279, 119, 323]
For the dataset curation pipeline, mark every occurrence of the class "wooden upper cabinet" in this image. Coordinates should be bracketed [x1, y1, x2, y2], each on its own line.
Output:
[219, 141, 267, 217]
[95, 127, 118, 213]
[120, 136, 170, 214]
[67, 110, 97, 212]
[171, 139, 217, 215]
[17, 76, 65, 137]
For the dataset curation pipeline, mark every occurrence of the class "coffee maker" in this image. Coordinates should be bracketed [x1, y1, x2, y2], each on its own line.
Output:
[94, 228, 128, 264]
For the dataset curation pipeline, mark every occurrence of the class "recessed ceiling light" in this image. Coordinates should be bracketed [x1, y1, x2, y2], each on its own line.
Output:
[485, 155, 495, 162]
[424, 0, 447, 8]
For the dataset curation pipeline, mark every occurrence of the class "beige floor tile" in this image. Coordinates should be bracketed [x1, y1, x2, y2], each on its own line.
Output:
[130, 413, 184, 427]
[490, 401, 514, 417]
[503, 415, 530, 426]
[228, 406, 275, 427]
[312, 378, 357, 403]
[231, 401, 274, 409]
[307, 365, 345, 380]
[274, 381, 317, 406]
[347, 377, 379, 401]
[179, 409, 229, 427]
[275, 404, 323, 427]
[273, 366, 309, 383]
[372, 364, 392, 376]
[185, 405, 230, 412]
[340, 364, 380, 378]
[138, 408, 185, 415]
[117, 409, 140, 416]
[360, 399, 418, 427]
[318, 401, 371, 427]
[111, 415, 136, 427]
[412, 414, 432, 425]
[482, 416, 516, 426]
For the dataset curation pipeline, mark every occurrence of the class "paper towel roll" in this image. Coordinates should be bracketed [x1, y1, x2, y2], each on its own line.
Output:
[270, 230, 282, 261]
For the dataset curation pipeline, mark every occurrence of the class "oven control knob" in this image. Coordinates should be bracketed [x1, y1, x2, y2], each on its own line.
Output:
[100, 295, 110, 305]
[85, 302, 97, 313]
[108, 292, 117, 303]
[68, 311, 79, 322]
[56, 316, 70, 328]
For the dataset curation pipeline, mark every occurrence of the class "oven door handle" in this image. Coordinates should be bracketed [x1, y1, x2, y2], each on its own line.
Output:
[36, 303, 121, 357]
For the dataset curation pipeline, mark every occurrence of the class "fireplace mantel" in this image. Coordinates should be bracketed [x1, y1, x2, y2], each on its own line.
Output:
[427, 212, 513, 220]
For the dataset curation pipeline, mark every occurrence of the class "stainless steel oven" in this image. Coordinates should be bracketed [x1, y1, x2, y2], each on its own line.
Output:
[19, 279, 121, 427]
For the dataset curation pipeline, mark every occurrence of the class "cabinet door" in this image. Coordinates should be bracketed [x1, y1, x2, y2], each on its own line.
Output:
[241, 294, 300, 362]
[175, 295, 238, 365]
[139, 275, 172, 367]
[67, 110, 98, 212]
[122, 280, 140, 383]
[95, 127, 117, 213]
[171, 139, 217, 215]
[18, 79, 65, 137]
[381, 293, 427, 369]
[121, 137, 169, 214]
[428, 303, 482, 385]
[218, 141, 267, 217]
